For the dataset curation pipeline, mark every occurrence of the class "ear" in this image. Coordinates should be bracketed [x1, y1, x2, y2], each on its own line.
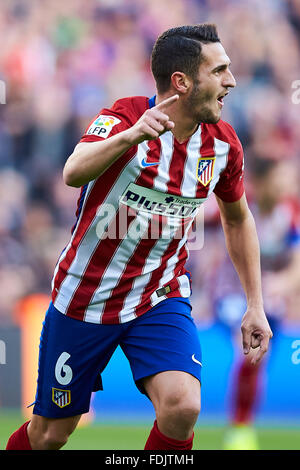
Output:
[170, 72, 192, 94]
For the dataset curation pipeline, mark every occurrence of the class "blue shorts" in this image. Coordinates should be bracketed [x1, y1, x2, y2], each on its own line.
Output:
[32, 298, 202, 418]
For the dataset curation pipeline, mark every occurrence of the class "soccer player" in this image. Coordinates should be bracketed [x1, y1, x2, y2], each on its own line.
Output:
[6, 24, 272, 451]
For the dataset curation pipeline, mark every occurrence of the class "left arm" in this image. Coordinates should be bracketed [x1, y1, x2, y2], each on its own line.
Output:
[216, 192, 273, 364]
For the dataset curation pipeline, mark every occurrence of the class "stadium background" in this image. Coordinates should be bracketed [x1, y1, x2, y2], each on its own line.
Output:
[0, 0, 300, 450]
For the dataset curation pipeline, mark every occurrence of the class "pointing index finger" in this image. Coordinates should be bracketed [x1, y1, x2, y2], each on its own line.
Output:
[155, 94, 179, 111]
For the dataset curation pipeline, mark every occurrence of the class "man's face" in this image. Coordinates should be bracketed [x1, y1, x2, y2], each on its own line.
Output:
[186, 42, 236, 124]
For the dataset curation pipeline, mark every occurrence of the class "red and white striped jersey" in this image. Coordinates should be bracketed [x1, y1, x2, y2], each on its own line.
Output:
[51, 96, 244, 324]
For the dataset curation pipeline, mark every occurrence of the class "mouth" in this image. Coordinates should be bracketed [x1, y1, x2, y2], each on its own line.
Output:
[217, 92, 228, 108]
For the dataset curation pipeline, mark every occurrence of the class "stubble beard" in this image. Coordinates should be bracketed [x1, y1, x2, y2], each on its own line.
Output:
[186, 81, 220, 124]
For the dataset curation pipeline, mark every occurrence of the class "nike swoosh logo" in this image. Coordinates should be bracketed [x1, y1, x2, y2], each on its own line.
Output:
[141, 158, 159, 168]
[192, 354, 202, 366]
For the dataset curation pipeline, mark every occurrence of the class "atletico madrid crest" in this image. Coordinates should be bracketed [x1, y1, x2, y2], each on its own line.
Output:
[196, 157, 216, 186]
[52, 388, 71, 408]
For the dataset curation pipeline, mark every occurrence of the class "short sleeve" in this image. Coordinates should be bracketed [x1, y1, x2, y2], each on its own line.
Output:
[79, 99, 136, 144]
[214, 140, 245, 203]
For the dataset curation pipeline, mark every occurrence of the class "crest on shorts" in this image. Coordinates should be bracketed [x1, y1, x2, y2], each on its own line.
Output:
[196, 157, 216, 186]
[52, 388, 71, 408]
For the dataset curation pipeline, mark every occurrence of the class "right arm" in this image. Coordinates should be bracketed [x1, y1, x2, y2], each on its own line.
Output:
[63, 131, 137, 188]
[63, 94, 179, 187]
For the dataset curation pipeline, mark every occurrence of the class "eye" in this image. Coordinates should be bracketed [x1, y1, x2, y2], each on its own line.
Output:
[213, 68, 223, 75]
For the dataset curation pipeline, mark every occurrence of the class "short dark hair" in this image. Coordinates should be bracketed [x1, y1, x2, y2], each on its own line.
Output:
[151, 24, 220, 93]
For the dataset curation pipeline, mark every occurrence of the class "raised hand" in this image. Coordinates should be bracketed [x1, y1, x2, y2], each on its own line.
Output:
[126, 94, 179, 145]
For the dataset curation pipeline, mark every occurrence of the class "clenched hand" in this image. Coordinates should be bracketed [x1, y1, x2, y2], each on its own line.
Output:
[126, 94, 179, 145]
[241, 307, 273, 365]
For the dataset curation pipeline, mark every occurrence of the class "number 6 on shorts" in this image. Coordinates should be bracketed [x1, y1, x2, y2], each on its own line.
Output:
[55, 352, 73, 386]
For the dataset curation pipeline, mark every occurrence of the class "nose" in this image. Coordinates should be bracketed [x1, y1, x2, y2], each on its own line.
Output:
[224, 69, 236, 88]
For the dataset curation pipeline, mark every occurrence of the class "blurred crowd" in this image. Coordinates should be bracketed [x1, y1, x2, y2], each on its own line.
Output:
[0, 0, 300, 327]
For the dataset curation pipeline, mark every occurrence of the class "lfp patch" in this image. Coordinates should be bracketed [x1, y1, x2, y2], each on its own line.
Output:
[86, 115, 121, 139]
[52, 388, 71, 408]
[197, 157, 216, 186]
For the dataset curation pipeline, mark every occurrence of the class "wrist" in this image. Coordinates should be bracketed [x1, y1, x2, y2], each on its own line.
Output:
[122, 128, 139, 147]
[246, 292, 264, 309]
[247, 301, 264, 309]
[245, 303, 266, 318]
